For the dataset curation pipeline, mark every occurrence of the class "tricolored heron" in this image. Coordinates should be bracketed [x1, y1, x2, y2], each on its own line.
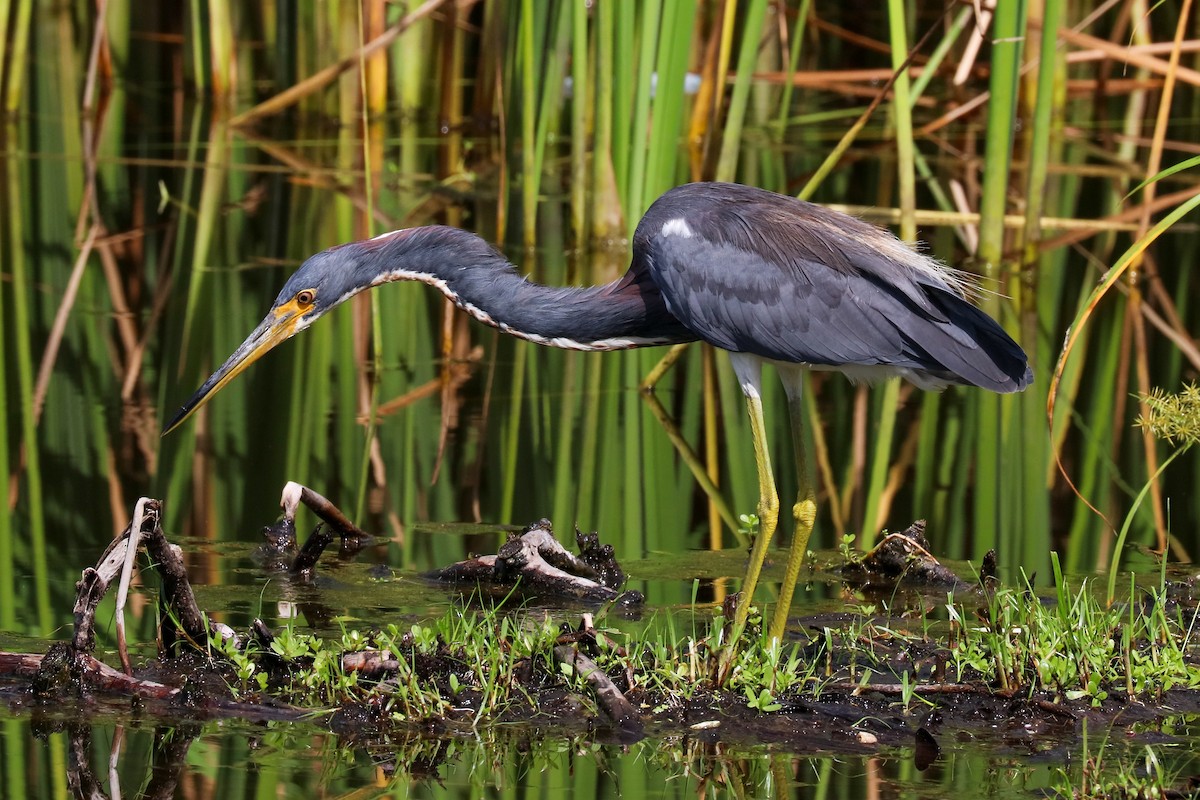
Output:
[164, 182, 1031, 641]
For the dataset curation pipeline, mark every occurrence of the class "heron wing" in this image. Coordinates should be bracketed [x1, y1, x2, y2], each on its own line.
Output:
[635, 183, 1030, 391]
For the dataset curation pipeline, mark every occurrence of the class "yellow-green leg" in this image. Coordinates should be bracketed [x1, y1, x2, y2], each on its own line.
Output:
[727, 358, 816, 643]
[767, 385, 817, 641]
[731, 389, 781, 631]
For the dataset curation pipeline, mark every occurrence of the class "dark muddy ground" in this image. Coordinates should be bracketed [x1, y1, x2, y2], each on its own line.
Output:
[7, 613, 1200, 772]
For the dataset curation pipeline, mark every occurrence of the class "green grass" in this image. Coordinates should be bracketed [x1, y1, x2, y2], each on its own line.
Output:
[188, 562, 1200, 724]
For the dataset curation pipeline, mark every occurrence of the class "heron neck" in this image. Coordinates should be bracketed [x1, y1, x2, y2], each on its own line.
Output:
[370, 227, 696, 351]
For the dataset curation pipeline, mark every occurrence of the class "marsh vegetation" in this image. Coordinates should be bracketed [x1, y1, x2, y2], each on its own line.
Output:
[3, 0, 1200, 797]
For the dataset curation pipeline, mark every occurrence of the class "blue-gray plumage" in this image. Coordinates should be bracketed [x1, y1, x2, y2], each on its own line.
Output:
[163, 181, 1031, 641]
[636, 182, 1029, 392]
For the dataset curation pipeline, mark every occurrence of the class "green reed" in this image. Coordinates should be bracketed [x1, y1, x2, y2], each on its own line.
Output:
[2, 1, 1199, 637]
[974, 0, 1024, 567]
[1018, 0, 1062, 573]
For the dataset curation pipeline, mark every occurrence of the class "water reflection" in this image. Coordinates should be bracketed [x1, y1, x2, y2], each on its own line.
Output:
[5, 712, 1188, 799]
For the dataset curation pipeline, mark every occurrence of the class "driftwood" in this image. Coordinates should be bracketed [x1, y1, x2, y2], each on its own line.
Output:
[428, 519, 644, 605]
[28, 497, 243, 706]
[551, 614, 643, 738]
[841, 520, 992, 593]
[259, 482, 374, 578]
[278, 480, 369, 540]
[71, 499, 222, 661]
[71, 516, 144, 657]
[7, 495, 645, 742]
[263, 490, 640, 607]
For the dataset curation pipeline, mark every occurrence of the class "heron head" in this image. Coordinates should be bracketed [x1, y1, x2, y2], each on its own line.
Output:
[161, 244, 370, 435]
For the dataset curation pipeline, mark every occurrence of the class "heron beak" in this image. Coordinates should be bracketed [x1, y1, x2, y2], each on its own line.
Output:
[161, 299, 309, 435]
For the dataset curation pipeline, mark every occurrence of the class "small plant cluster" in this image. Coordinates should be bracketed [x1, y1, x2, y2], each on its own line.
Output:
[800, 574, 1200, 708]
[1137, 384, 1200, 446]
[942, 561, 1200, 704]
[202, 566, 1200, 732]
[210, 603, 827, 725]
[590, 606, 820, 715]
[212, 607, 565, 722]
[615, 572, 1200, 715]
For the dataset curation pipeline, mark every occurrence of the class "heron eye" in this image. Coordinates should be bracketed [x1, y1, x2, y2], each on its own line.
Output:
[295, 290, 316, 306]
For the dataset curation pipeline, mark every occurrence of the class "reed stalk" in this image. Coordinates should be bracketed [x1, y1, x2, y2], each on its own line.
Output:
[4, 2, 1200, 627]
[974, 0, 1027, 555]
[2, 0, 32, 112]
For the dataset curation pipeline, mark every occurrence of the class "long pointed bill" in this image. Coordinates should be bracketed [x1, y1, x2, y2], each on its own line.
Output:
[162, 306, 306, 435]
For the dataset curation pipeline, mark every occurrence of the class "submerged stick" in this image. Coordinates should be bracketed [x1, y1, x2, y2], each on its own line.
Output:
[141, 506, 213, 653]
[114, 497, 152, 674]
[553, 644, 644, 738]
[279, 481, 368, 540]
[73, 526, 138, 656]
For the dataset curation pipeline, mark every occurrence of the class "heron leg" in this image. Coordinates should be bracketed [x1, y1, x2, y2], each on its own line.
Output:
[767, 374, 816, 641]
[730, 359, 780, 632]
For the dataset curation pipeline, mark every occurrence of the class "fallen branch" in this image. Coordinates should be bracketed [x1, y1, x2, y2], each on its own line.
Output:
[553, 644, 644, 738]
[278, 481, 369, 540]
[427, 519, 643, 605]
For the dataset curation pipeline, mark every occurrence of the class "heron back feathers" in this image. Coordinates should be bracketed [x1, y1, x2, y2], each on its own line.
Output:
[635, 182, 1031, 393]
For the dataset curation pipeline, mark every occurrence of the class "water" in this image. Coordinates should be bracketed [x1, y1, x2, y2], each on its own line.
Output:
[12, 714, 1183, 799]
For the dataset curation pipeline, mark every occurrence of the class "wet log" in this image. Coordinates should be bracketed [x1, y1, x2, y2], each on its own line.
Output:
[429, 519, 644, 605]
[553, 644, 644, 738]
[278, 481, 368, 541]
[841, 520, 977, 592]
